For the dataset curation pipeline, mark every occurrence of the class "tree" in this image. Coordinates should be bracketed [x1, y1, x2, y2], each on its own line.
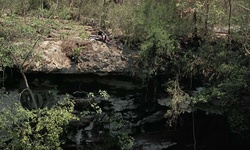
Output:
[0, 12, 78, 149]
[0, 95, 78, 149]
[131, 0, 250, 138]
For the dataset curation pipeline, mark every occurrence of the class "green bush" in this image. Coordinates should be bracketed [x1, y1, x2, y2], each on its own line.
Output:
[0, 95, 78, 150]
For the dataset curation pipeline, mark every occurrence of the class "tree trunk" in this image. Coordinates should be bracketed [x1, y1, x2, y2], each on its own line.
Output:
[114, 0, 123, 4]
[77, 0, 83, 21]
[204, 0, 210, 36]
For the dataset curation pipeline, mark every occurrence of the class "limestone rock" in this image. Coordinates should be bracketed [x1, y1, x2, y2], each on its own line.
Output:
[22, 26, 138, 74]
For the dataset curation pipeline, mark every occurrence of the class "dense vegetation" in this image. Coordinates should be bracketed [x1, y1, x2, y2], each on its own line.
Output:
[0, 0, 250, 149]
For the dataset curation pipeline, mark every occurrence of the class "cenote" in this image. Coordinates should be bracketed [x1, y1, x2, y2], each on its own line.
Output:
[1, 69, 250, 150]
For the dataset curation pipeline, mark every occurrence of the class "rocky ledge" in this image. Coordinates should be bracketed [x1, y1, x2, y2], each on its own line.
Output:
[20, 25, 138, 74]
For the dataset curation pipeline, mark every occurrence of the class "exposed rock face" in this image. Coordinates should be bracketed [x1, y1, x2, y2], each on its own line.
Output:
[22, 26, 138, 73]
[23, 40, 72, 72]
[77, 40, 129, 73]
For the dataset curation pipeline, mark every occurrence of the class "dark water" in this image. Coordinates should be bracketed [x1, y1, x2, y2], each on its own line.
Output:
[2, 69, 250, 150]
[164, 110, 250, 150]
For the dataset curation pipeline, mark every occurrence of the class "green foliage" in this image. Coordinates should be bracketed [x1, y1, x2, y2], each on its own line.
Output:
[103, 113, 134, 150]
[105, 1, 139, 37]
[165, 77, 191, 126]
[0, 14, 63, 72]
[79, 30, 88, 40]
[164, 38, 249, 129]
[140, 27, 175, 57]
[191, 87, 218, 105]
[0, 0, 249, 140]
[87, 90, 110, 100]
[228, 109, 249, 138]
[0, 15, 61, 41]
[129, 1, 250, 133]
[0, 95, 78, 150]
[80, 91, 109, 118]
[57, 7, 72, 20]
[29, 0, 43, 10]
[117, 132, 134, 150]
[135, 26, 176, 81]
[0, 38, 14, 70]
[80, 90, 109, 116]
[83, 91, 134, 150]
[72, 46, 84, 62]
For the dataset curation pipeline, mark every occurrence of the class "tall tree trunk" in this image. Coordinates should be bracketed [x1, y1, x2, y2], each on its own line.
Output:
[114, 0, 123, 4]
[227, 0, 232, 51]
[228, 0, 232, 38]
[69, 0, 74, 8]
[11, 37, 41, 110]
[193, 9, 198, 38]
[77, 0, 83, 21]
[204, 0, 210, 36]
[20, 70, 38, 110]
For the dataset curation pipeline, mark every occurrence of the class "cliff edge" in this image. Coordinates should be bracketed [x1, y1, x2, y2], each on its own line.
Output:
[15, 20, 139, 74]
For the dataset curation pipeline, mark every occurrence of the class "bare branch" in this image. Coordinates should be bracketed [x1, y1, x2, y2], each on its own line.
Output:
[21, 36, 41, 68]
[0, 0, 15, 12]
[10, 37, 42, 110]
[20, 70, 37, 109]
[245, 46, 250, 55]
[48, 0, 59, 19]
[238, 4, 250, 11]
